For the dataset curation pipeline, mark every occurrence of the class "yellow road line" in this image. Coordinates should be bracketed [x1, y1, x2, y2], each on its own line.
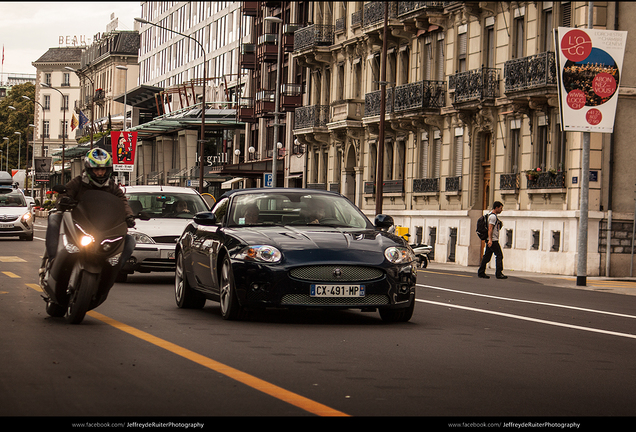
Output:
[26, 283, 43, 292]
[87, 311, 349, 417]
[0, 256, 26, 262]
[2, 271, 20, 278]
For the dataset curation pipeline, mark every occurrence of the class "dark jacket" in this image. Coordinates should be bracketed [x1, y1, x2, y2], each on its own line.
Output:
[57, 172, 134, 219]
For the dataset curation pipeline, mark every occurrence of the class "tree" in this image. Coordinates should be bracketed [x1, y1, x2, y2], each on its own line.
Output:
[0, 82, 35, 172]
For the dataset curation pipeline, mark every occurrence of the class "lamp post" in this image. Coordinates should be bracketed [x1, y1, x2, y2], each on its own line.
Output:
[65, 66, 94, 149]
[116, 65, 128, 131]
[14, 131, 22, 171]
[28, 124, 35, 197]
[135, 17, 207, 193]
[264, 15, 283, 188]
[22, 95, 45, 161]
[42, 83, 66, 184]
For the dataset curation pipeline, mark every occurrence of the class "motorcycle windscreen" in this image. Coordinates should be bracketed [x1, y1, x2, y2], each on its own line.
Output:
[72, 190, 127, 233]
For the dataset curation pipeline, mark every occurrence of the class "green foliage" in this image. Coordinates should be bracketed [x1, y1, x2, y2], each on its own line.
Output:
[0, 82, 36, 171]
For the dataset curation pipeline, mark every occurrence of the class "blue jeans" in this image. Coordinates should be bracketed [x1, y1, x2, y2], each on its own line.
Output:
[478, 241, 504, 277]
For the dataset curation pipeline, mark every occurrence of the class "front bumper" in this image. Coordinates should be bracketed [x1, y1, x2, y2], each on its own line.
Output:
[121, 243, 177, 273]
[232, 260, 417, 310]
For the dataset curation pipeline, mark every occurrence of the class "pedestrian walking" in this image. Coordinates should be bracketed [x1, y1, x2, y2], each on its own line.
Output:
[477, 201, 507, 279]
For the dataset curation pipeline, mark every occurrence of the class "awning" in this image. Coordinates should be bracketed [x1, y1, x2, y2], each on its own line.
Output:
[221, 177, 245, 189]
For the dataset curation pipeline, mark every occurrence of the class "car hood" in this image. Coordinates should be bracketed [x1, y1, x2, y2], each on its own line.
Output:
[227, 226, 406, 266]
[132, 218, 191, 239]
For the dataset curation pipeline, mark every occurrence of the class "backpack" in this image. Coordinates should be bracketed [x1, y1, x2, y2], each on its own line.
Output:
[476, 213, 492, 241]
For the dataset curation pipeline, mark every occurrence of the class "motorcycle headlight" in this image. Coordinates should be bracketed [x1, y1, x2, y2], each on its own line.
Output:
[130, 232, 155, 244]
[80, 235, 94, 247]
[235, 245, 282, 263]
[384, 246, 415, 264]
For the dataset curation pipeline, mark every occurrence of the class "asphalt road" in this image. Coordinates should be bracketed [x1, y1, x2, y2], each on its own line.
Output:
[1, 219, 634, 426]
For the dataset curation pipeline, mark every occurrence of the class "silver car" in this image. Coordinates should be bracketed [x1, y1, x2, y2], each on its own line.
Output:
[0, 187, 34, 241]
[118, 185, 210, 281]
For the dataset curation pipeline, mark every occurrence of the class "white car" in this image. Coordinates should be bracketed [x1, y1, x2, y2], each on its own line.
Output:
[0, 187, 34, 241]
[118, 185, 210, 282]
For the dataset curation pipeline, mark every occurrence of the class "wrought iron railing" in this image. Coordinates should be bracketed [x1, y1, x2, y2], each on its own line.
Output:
[351, 10, 363, 27]
[449, 67, 500, 104]
[294, 105, 330, 129]
[526, 171, 566, 189]
[293, 24, 334, 52]
[364, 88, 394, 117]
[394, 80, 445, 112]
[500, 173, 519, 190]
[445, 176, 461, 192]
[413, 178, 439, 193]
[397, 1, 449, 17]
[504, 51, 557, 93]
[363, 2, 398, 27]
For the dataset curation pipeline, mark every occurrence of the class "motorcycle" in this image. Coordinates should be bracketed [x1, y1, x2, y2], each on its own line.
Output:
[40, 187, 129, 324]
[410, 243, 432, 268]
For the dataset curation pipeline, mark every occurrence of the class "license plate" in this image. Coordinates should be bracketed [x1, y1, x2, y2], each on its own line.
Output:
[0, 223, 13, 229]
[310, 284, 365, 297]
[161, 250, 176, 260]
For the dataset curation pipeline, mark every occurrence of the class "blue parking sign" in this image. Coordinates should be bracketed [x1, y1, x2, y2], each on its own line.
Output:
[264, 173, 273, 188]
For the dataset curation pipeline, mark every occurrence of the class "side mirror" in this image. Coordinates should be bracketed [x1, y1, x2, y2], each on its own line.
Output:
[137, 211, 151, 221]
[193, 211, 218, 226]
[374, 214, 394, 230]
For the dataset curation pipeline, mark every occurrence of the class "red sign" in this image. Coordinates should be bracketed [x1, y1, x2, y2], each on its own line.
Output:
[110, 131, 137, 172]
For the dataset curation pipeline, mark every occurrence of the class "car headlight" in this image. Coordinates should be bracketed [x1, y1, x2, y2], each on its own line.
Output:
[130, 232, 155, 244]
[235, 245, 282, 263]
[384, 246, 415, 264]
[20, 212, 32, 226]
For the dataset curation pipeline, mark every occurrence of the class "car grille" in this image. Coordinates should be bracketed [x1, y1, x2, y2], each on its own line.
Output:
[290, 265, 383, 282]
[281, 294, 390, 306]
[152, 235, 179, 244]
[0, 215, 19, 222]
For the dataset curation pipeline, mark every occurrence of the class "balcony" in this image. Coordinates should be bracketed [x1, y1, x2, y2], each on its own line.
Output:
[526, 171, 566, 190]
[281, 83, 302, 112]
[329, 99, 364, 123]
[238, 97, 256, 123]
[364, 88, 394, 117]
[257, 34, 279, 63]
[413, 177, 439, 193]
[363, 180, 404, 194]
[449, 67, 500, 106]
[283, 24, 299, 52]
[255, 90, 275, 117]
[293, 105, 329, 131]
[445, 176, 461, 193]
[394, 80, 445, 113]
[363, 1, 397, 28]
[239, 43, 256, 70]
[242, 1, 258, 17]
[500, 173, 519, 191]
[293, 24, 334, 52]
[504, 51, 557, 97]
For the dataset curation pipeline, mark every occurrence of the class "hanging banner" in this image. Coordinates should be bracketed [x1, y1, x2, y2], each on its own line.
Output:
[34, 157, 52, 182]
[110, 131, 137, 172]
[555, 27, 627, 133]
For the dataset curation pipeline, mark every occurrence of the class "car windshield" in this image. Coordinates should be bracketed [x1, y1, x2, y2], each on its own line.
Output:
[125, 192, 208, 219]
[226, 191, 372, 229]
[0, 190, 26, 207]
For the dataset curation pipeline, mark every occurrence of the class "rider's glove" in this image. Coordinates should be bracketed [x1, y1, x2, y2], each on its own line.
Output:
[126, 215, 136, 228]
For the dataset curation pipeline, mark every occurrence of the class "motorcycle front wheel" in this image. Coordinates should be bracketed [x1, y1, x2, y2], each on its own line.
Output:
[66, 270, 98, 324]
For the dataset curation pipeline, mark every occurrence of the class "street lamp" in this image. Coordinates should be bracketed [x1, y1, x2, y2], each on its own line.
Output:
[42, 82, 67, 184]
[65, 66, 94, 149]
[135, 17, 207, 193]
[14, 131, 22, 171]
[264, 15, 283, 188]
[22, 95, 45, 161]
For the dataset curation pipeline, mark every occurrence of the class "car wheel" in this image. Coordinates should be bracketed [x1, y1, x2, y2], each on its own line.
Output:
[175, 251, 205, 309]
[379, 297, 415, 323]
[219, 255, 243, 320]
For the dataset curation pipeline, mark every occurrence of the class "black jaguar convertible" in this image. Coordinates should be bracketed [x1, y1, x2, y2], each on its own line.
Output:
[174, 188, 417, 322]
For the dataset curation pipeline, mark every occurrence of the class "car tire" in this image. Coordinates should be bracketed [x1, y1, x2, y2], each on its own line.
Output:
[379, 297, 415, 323]
[219, 255, 243, 320]
[175, 251, 205, 309]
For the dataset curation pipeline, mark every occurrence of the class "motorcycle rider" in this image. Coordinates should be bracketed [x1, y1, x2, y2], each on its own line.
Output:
[41, 148, 136, 290]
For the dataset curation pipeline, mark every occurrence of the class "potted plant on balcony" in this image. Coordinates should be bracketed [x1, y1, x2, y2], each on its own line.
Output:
[526, 167, 541, 181]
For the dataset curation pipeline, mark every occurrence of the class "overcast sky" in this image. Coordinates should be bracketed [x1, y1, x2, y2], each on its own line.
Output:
[0, 1, 142, 78]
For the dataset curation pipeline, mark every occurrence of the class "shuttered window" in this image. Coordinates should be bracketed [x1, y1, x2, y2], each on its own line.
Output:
[420, 132, 429, 178]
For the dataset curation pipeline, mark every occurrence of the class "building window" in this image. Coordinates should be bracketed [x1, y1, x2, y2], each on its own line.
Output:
[419, 131, 429, 178]
[484, 19, 495, 68]
[513, 8, 525, 58]
[453, 128, 463, 177]
[45, 73, 51, 86]
[508, 119, 521, 173]
[43, 95, 50, 110]
[457, 25, 467, 72]
[43, 121, 50, 139]
[62, 73, 70, 87]
[536, 115, 548, 171]
[542, 4, 554, 52]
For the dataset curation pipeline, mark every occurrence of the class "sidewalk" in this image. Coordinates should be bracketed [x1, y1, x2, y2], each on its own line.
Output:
[422, 261, 636, 297]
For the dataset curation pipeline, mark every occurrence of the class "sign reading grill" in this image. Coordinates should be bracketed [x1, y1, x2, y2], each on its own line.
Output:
[310, 284, 365, 298]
